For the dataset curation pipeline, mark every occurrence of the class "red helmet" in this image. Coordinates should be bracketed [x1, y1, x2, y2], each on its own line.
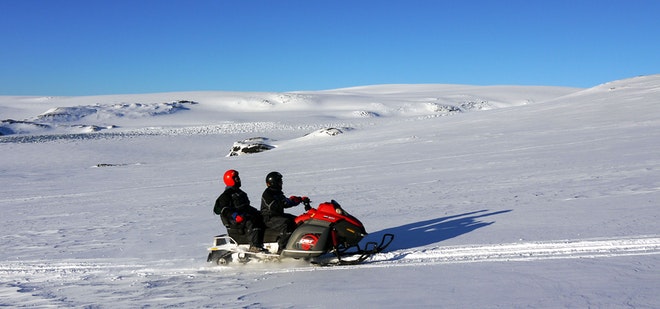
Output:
[223, 169, 240, 187]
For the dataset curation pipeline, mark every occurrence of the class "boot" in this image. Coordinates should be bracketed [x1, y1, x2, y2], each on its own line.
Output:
[277, 232, 291, 255]
[249, 246, 268, 253]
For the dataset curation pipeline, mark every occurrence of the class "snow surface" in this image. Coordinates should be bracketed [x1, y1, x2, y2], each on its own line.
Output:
[1, 75, 659, 308]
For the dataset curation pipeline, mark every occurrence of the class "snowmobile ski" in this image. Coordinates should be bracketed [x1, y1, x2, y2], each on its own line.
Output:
[312, 233, 394, 266]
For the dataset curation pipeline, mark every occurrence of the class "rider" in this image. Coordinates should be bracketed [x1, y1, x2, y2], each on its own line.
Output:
[260, 171, 306, 254]
[214, 169, 266, 253]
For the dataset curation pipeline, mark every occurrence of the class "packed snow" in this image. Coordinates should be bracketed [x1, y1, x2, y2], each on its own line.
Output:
[1, 75, 659, 308]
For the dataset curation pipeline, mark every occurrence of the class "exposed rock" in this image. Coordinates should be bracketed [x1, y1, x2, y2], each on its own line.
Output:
[227, 137, 275, 156]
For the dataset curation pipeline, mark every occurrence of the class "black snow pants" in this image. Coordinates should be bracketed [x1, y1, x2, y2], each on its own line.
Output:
[264, 214, 297, 251]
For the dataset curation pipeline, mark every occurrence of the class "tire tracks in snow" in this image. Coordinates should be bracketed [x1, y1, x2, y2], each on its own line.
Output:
[364, 235, 660, 268]
[0, 236, 657, 307]
[1, 236, 658, 277]
[266, 235, 660, 273]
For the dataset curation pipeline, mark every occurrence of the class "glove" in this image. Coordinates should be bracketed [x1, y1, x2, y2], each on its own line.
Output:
[301, 196, 310, 203]
[289, 196, 303, 204]
[232, 212, 244, 223]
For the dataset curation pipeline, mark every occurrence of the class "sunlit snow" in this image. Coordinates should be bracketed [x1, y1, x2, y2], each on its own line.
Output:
[1, 76, 659, 308]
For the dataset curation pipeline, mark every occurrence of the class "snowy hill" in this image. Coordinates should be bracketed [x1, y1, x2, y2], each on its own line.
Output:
[0, 75, 659, 307]
[0, 84, 575, 137]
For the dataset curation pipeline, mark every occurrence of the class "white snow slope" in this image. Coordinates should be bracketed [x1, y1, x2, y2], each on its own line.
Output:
[1, 75, 659, 308]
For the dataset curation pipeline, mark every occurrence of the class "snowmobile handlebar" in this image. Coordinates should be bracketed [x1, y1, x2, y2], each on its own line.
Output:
[302, 197, 312, 211]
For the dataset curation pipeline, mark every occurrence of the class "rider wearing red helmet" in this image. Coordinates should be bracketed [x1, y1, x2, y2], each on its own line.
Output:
[214, 169, 266, 253]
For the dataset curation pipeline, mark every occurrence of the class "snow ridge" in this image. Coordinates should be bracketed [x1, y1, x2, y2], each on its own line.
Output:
[372, 235, 660, 266]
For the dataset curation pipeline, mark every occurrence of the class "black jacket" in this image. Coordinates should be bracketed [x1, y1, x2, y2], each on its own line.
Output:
[260, 187, 296, 219]
[214, 186, 253, 223]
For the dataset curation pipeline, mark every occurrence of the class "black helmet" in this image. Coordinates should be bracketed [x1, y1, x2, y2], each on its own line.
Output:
[265, 171, 283, 189]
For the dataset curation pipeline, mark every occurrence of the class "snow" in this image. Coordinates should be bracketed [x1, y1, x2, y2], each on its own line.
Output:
[1, 75, 659, 308]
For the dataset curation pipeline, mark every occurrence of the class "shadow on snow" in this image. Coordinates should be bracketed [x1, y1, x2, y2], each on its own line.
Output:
[366, 209, 512, 251]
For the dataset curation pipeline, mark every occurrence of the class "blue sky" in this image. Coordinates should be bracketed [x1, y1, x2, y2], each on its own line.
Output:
[1, 0, 659, 96]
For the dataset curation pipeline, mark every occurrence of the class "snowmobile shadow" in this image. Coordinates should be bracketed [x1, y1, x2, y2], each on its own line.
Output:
[367, 209, 512, 251]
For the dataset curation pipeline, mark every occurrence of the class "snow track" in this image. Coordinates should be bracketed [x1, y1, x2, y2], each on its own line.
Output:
[233, 235, 660, 274]
[364, 235, 660, 268]
[1, 236, 658, 306]
[261, 235, 660, 273]
[2, 236, 657, 277]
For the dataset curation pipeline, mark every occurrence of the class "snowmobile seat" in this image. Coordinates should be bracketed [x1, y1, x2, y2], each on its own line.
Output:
[222, 225, 280, 245]
[219, 207, 280, 244]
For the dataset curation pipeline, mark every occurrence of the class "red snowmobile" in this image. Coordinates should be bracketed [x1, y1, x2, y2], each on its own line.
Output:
[207, 199, 393, 266]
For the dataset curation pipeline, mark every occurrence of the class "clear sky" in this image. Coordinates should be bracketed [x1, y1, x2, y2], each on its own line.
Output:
[1, 0, 659, 96]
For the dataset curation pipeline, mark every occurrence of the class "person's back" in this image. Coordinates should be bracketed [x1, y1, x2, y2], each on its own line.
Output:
[214, 169, 265, 253]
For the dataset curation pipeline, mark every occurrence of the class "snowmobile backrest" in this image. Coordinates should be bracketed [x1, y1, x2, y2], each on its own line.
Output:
[219, 207, 233, 227]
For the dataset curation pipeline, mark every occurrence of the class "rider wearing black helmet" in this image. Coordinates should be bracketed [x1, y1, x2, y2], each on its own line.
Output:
[261, 171, 306, 254]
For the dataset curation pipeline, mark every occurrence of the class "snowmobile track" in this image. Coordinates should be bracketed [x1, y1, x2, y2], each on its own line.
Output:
[2, 236, 657, 277]
[263, 235, 660, 272]
[357, 235, 660, 268]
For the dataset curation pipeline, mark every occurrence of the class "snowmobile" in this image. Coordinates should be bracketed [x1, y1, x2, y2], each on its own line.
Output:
[207, 199, 394, 266]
